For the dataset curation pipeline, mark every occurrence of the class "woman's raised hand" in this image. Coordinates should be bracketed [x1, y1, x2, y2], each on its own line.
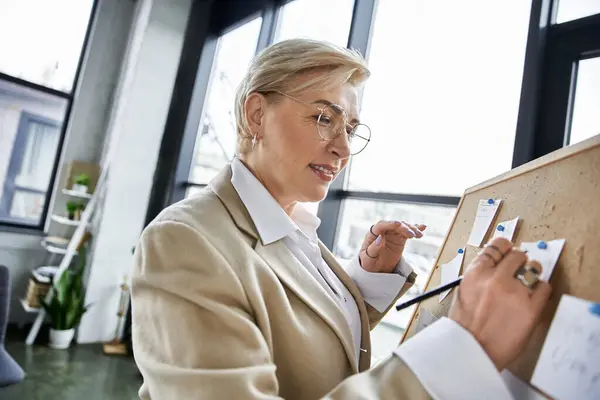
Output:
[358, 220, 426, 273]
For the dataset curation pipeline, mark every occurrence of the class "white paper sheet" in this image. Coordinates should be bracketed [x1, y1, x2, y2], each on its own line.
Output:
[439, 249, 465, 302]
[501, 370, 547, 400]
[415, 308, 439, 334]
[492, 216, 519, 241]
[531, 295, 600, 400]
[467, 199, 502, 246]
[520, 239, 566, 281]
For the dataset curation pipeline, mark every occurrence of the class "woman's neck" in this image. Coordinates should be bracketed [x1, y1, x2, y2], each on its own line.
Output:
[237, 156, 297, 216]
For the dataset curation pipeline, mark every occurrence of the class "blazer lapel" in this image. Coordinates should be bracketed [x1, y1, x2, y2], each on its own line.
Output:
[210, 165, 358, 372]
[320, 244, 372, 372]
[255, 239, 359, 372]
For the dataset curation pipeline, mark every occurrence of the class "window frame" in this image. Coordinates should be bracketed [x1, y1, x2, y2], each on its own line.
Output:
[0, 1, 98, 231]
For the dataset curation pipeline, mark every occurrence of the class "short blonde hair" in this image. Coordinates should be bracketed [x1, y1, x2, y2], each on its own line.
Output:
[234, 38, 370, 154]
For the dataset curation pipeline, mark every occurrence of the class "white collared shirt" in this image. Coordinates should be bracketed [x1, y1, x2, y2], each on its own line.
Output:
[230, 158, 512, 400]
[231, 157, 409, 360]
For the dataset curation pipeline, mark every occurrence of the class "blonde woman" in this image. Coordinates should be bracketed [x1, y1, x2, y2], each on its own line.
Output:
[131, 39, 551, 399]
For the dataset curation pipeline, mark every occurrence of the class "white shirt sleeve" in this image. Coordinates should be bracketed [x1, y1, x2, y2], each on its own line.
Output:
[345, 256, 412, 312]
[394, 317, 513, 400]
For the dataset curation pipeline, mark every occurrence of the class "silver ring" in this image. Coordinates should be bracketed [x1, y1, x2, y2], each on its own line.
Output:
[515, 264, 540, 290]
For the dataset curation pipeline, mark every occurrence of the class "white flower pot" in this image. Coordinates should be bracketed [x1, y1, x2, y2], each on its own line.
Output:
[49, 328, 75, 349]
[72, 184, 88, 193]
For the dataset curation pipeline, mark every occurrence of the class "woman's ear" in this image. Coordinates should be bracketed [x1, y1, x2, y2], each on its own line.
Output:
[244, 92, 266, 135]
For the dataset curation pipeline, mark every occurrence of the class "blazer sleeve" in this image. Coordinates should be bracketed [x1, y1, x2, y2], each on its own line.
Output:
[131, 220, 431, 400]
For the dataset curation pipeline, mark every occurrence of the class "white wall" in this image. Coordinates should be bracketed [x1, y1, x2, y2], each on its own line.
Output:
[77, 0, 193, 343]
[2, 0, 135, 325]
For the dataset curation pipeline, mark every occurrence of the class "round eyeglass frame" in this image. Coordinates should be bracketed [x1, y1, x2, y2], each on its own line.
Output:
[315, 111, 371, 155]
[267, 91, 372, 156]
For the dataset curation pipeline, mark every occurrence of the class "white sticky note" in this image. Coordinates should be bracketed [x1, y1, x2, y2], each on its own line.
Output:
[501, 370, 547, 400]
[520, 239, 566, 281]
[415, 308, 439, 334]
[492, 216, 519, 241]
[467, 199, 503, 246]
[439, 250, 465, 302]
[531, 295, 600, 400]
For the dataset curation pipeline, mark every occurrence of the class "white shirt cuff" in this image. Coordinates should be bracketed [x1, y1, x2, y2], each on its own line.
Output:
[345, 256, 409, 312]
[394, 317, 513, 400]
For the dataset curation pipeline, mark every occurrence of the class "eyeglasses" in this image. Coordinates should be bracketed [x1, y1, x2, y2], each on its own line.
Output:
[271, 92, 371, 155]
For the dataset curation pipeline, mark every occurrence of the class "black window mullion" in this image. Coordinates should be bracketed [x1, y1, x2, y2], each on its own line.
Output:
[512, 0, 554, 168]
[534, 13, 600, 158]
[255, 1, 280, 52]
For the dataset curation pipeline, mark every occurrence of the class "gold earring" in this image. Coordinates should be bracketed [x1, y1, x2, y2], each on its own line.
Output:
[251, 133, 257, 150]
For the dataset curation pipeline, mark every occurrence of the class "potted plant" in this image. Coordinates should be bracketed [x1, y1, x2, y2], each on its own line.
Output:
[41, 246, 90, 349]
[66, 201, 78, 220]
[72, 173, 90, 193]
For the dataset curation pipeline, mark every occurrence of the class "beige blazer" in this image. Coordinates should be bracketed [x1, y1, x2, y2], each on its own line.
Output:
[131, 166, 432, 399]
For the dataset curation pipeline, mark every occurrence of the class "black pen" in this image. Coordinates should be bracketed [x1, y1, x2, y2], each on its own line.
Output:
[395, 276, 463, 312]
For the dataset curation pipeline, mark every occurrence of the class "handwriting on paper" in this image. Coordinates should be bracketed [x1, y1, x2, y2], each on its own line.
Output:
[520, 239, 566, 281]
[439, 249, 465, 302]
[415, 308, 439, 334]
[492, 216, 519, 241]
[531, 295, 600, 400]
[467, 199, 502, 247]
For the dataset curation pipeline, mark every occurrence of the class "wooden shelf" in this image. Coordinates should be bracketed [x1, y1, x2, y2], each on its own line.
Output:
[51, 214, 80, 227]
[62, 189, 92, 199]
[20, 299, 40, 313]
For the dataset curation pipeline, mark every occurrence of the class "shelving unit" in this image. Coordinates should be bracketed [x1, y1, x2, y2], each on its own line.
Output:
[51, 214, 80, 227]
[20, 183, 96, 344]
[62, 188, 93, 199]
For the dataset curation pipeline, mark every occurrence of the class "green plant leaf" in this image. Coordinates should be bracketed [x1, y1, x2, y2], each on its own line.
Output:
[44, 244, 91, 330]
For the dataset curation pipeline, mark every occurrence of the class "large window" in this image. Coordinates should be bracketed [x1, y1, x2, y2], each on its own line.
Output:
[0, 1, 95, 228]
[187, 17, 263, 190]
[0, 0, 95, 93]
[348, 0, 532, 196]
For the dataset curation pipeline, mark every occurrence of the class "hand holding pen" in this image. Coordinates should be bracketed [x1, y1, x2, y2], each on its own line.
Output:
[397, 238, 552, 371]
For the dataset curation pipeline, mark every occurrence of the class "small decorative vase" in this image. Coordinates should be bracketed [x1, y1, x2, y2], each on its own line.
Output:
[49, 328, 75, 349]
[72, 184, 88, 193]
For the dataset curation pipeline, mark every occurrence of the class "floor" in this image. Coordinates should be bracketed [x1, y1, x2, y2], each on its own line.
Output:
[1, 328, 141, 400]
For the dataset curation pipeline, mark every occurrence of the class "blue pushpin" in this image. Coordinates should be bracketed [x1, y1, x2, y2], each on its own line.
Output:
[487, 198, 495, 205]
[590, 303, 600, 316]
[497, 225, 505, 232]
[537, 240, 548, 250]
[458, 248, 464, 254]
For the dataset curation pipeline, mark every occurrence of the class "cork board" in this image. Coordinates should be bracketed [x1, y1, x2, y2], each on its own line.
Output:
[400, 134, 600, 394]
